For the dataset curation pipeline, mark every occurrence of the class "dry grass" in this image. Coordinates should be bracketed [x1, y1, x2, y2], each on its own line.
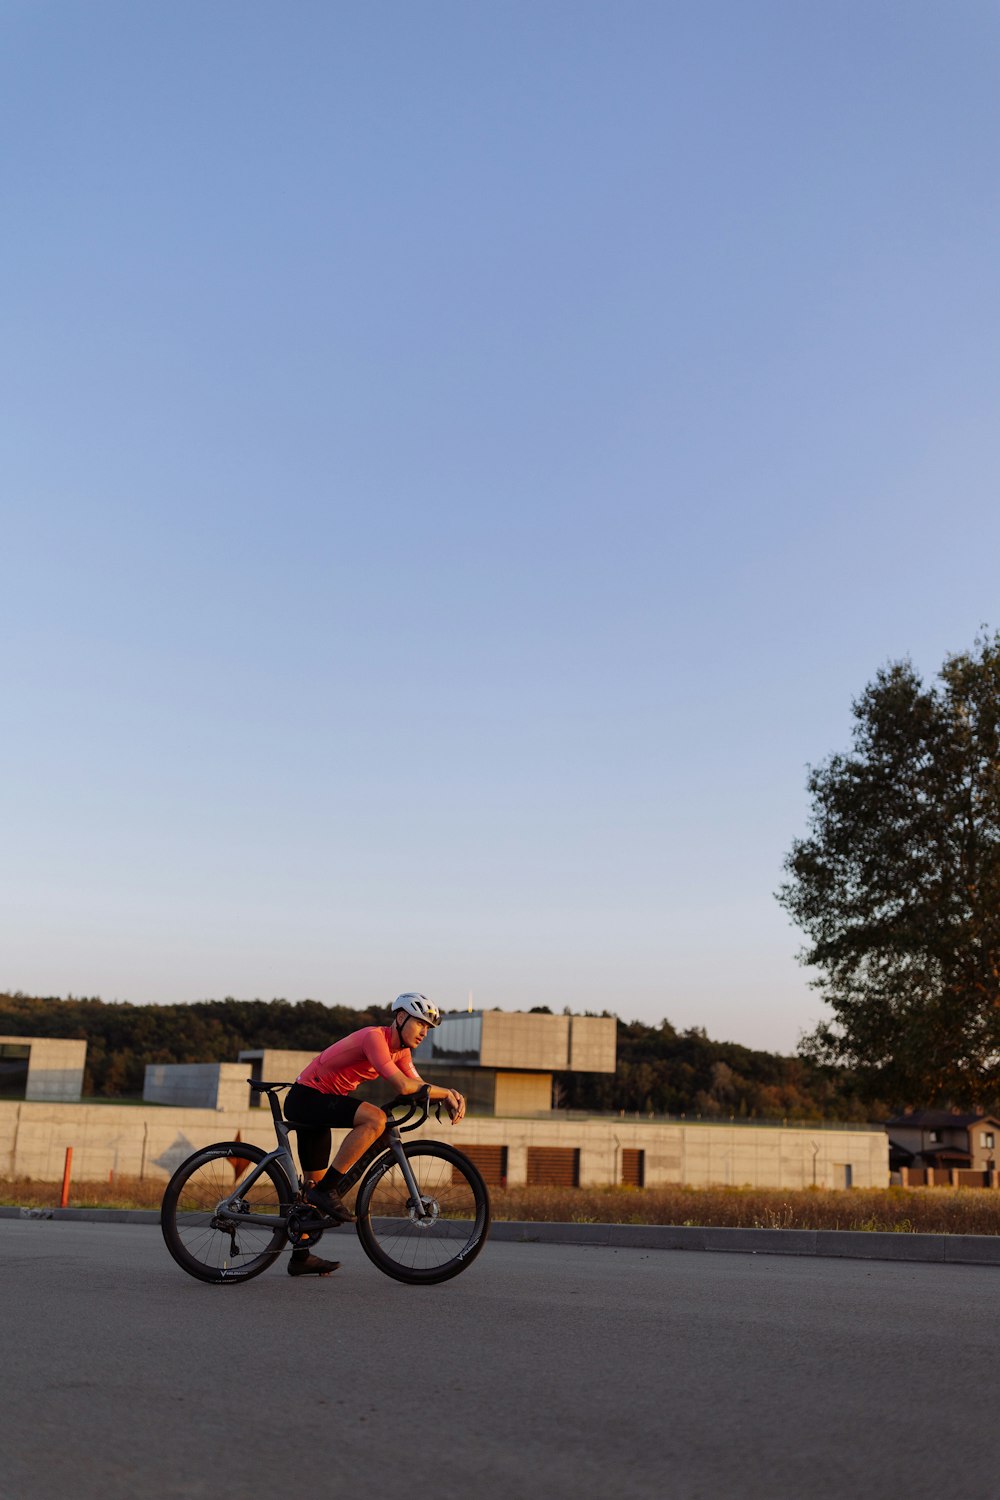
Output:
[488, 1184, 1000, 1234]
[4, 1174, 1000, 1234]
[0, 1174, 165, 1210]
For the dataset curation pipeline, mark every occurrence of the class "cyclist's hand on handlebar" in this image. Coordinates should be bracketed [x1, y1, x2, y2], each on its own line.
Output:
[445, 1089, 466, 1123]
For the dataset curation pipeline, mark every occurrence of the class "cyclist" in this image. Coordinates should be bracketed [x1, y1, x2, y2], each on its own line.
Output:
[283, 993, 466, 1276]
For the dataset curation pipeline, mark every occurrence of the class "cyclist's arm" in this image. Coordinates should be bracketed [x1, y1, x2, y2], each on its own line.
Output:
[362, 1032, 466, 1120]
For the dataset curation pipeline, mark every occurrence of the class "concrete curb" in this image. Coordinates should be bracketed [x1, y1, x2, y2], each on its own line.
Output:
[0, 1205, 162, 1224]
[487, 1220, 1000, 1265]
[2, 1205, 999, 1264]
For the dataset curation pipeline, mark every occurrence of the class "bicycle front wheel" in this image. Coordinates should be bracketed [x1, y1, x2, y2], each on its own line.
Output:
[355, 1141, 490, 1284]
[160, 1142, 292, 1284]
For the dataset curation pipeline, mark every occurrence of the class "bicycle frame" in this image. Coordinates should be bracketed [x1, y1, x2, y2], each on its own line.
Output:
[213, 1085, 432, 1230]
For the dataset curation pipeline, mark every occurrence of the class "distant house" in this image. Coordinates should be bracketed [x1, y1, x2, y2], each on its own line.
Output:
[885, 1110, 1000, 1176]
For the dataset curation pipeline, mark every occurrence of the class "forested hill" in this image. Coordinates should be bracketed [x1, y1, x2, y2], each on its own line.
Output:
[558, 1017, 878, 1121]
[0, 992, 381, 1099]
[0, 992, 877, 1120]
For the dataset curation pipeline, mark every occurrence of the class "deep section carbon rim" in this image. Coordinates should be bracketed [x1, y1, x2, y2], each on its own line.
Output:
[355, 1141, 490, 1284]
[160, 1143, 291, 1284]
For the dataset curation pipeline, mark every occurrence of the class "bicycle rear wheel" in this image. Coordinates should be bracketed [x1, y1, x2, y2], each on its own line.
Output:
[355, 1141, 490, 1285]
[160, 1142, 292, 1284]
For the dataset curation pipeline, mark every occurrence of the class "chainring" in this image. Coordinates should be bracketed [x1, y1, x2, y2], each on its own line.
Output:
[286, 1203, 326, 1248]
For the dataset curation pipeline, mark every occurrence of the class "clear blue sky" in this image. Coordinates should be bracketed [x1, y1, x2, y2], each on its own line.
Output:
[3, 2, 998, 1051]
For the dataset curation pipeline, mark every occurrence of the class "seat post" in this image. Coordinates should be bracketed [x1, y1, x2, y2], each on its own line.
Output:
[248, 1082, 299, 1182]
[265, 1085, 299, 1189]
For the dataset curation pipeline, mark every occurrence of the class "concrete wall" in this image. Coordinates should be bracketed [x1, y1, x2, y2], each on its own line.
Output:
[0, 1036, 86, 1102]
[0, 1098, 888, 1190]
[478, 1012, 616, 1073]
[568, 1016, 616, 1073]
[481, 1011, 570, 1070]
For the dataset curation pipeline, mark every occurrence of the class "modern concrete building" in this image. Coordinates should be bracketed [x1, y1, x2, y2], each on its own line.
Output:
[144, 1051, 317, 1111]
[412, 1009, 617, 1115]
[0, 1035, 86, 1102]
[143, 1062, 252, 1112]
[142, 1012, 618, 1117]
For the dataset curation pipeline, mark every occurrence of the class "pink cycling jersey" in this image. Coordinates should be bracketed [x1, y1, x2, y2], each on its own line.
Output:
[296, 1025, 421, 1097]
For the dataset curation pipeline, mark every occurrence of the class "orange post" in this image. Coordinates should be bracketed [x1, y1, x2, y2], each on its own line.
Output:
[59, 1146, 73, 1208]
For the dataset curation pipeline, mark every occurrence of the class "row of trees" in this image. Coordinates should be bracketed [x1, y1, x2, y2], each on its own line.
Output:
[0, 991, 873, 1119]
[556, 1018, 877, 1121]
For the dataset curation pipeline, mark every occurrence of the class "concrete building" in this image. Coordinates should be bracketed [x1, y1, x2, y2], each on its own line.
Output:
[142, 1012, 618, 1117]
[0, 1035, 86, 1102]
[412, 1009, 617, 1115]
[144, 1052, 317, 1111]
[4, 1017, 887, 1190]
[143, 1062, 253, 1112]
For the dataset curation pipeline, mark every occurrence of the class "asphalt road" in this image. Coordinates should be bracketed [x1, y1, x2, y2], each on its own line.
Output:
[1, 1219, 998, 1500]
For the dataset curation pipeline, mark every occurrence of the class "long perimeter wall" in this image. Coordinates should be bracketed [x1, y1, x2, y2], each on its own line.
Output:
[0, 1101, 888, 1189]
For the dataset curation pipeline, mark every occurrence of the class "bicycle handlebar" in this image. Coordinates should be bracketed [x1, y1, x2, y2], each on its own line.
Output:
[381, 1089, 445, 1131]
[243, 1079, 446, 1131]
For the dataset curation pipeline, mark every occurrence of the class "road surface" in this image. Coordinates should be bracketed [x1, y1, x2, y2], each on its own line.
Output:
[1, 1219, 997, 1499]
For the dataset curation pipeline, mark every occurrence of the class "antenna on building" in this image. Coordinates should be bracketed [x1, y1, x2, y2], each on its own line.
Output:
[467, 990, 473, 1013]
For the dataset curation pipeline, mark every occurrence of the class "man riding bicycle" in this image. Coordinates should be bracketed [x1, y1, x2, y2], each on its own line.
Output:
[283, 993, 466, 1277]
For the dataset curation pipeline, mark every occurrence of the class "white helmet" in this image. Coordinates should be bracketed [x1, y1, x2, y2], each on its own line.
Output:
[392, 992, 441, 1028]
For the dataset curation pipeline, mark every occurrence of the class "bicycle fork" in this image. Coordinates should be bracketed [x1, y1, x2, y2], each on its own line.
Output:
[382, 1131, 433, 1220]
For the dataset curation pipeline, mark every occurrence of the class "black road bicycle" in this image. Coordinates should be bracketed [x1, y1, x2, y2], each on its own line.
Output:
[160, 1082, 490, 1286]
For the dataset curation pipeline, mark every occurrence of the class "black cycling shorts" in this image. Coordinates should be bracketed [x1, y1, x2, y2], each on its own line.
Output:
[285, 1082, 368, 1171]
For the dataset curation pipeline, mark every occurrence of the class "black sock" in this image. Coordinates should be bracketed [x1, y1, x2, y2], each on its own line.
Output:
[316, 1169, 345, 1194]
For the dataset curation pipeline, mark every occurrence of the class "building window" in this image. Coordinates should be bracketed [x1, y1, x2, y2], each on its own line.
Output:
[0, 1043, 30, 1100]
[456, 1145, 508, 1188]
[982, 1132, 995, 1149]
[621, 1148, 645, 1187]
[526, 1147, 580, 1187]
[928, 1131, 940, 1143]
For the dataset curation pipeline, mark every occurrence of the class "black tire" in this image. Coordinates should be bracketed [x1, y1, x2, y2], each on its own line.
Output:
[160, 1141, 293, 1285]
[355, 1141, 490, 1285]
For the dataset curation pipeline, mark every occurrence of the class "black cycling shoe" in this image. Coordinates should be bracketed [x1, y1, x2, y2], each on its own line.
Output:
[304, 1184, 356, 1225]
[288, 1252, 341, 1277]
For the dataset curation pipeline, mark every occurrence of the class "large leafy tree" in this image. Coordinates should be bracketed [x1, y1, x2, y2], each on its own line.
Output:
[779, 633, 1000, 1107]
